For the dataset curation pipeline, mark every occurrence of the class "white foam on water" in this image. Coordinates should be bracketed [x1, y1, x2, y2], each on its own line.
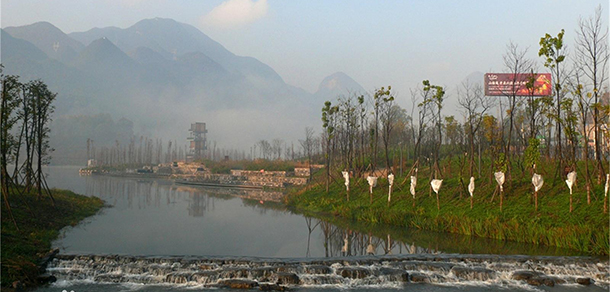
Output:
[44, 254, 609, 290]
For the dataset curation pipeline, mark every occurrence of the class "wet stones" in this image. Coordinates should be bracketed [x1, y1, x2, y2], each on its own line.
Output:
[164, 272, 191, 284]
[191, 271, 218, 285]
[259, 283, 288, 291]
[303, 265, 332, 274]
[378, 267, 409, 282]
[450, 266, 496, 281]
[273, 272, 300, 285]
[36, 273, 57, 285]
[95, 273, 126, 283]
[576, 277, 592, 285]
[337, 267, 370, 279]
[249, 267, 276, 280]
[511, 270, 542, 281]
[526, 276, 558, 287]
[511, 271, 566, 287]
[401, 261, 454, 272]
[409, 272, 431, 283]
[218, 279, 258, 289]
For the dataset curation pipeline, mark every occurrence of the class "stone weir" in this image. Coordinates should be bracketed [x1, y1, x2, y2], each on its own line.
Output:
[46, 254, 609, 290]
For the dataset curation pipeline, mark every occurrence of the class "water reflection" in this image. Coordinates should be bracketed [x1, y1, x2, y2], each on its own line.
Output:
[304, 219, 442, 258]
[44, 166, 588, 258]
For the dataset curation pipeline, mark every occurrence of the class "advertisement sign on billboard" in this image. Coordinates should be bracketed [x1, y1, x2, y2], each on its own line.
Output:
[484, 73, 552, 96]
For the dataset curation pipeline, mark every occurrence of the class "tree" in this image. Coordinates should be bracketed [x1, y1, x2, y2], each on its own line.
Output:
[503, 42, 533, 183]
[356, 95, 368, 177]
[376, 86, 396, 173]
[569, 68, 594, 204]
[539, 29, 567, 166]
[575, 5, 609, 183]
[411, 87, 431, 170]
[524, 69, 544, 141]
[272, 139, 283, 160]
[29, 80, 56, 201]
[322, 101, 339, 193]
[0, 68, 22, 228]
[337, 94, 358, 173]
[421, 80, 445, 179]
[457, 80, 492, 177]
[299, 127, 315, 181]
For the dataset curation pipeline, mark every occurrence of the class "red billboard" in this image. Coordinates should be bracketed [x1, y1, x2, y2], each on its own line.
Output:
[485, 73, 552, 96]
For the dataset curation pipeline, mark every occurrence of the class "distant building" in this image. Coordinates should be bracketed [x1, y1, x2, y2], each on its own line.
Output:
[187, 122, 207, 162]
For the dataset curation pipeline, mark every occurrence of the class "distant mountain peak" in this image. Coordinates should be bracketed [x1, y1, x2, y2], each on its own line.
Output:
[4, 21, 84, 62]
[72, 37, 134, 68]
[316, 72, 365, 97]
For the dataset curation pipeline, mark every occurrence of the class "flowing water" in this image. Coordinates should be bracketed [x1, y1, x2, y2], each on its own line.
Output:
[35, 166, 608, 291]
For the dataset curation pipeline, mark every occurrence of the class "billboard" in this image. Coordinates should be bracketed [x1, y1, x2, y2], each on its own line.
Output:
[484, 73, 552, 96]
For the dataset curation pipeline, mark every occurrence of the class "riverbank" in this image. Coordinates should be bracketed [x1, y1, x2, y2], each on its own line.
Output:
[287, 165, 609, 256]
[1, 187, 104, 289]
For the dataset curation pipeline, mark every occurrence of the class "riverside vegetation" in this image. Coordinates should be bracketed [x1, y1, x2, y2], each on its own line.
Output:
[1, 187, 104, 288]
[287, 158, 609, 256]
[288, 11, 609, 257]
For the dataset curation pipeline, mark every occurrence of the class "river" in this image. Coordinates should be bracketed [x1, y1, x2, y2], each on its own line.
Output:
[36, 166, 608, 291]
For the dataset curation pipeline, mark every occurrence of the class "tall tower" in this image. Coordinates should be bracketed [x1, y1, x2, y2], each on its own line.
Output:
[187, 122, 207, 161]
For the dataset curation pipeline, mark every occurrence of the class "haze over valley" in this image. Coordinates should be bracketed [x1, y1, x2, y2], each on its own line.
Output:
[2, 18, 371, 163]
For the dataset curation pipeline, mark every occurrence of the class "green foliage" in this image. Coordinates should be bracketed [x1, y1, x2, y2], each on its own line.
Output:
[288, 157, 609, 255]
[321, 101, 339, 135]
[1, 187, 104, 288]
[524, 138, 541, 169]
[539, 29, 566, 69]
[494, 153, 507, 173]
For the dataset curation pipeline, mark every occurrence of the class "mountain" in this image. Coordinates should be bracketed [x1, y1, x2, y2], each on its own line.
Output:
[72, 37, 137, 70]
[128, 46, 170, 65]
[1, 29, 48, 62]
[4, 22, 84, 63]
[2, 19, 321, 163]
[70, 18, 283, 83]
[314, 72, 366, 104]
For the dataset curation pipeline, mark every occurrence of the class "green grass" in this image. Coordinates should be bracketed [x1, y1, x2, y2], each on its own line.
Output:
[287, 159, 609, 255]
[1, 187, 105, 288]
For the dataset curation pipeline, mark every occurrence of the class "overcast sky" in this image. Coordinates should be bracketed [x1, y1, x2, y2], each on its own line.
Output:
[2, 0, 608, 104]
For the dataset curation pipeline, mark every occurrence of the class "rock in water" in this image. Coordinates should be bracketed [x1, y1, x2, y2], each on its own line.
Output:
[218, 279, 258, 289]
[273, 272, 300, 285]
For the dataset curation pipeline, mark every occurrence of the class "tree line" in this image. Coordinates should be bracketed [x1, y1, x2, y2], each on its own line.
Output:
[1, 67, 56, 228]
[304, 7, 609, 203]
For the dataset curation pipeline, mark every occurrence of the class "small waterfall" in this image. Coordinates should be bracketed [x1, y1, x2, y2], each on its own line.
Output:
[46, 254, 609, 289]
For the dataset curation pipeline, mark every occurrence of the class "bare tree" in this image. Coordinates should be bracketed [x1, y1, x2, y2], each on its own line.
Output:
[575, 5, 609, 182]
[377, 86, 396, 173]
[503, 42, 533, 182]
[299, 127, 315, 180]
[458, 80, 492, 177]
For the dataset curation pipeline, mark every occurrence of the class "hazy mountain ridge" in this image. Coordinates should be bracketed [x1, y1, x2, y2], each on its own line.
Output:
[4, 21, 84, 63]
[1, 18, 367, 163]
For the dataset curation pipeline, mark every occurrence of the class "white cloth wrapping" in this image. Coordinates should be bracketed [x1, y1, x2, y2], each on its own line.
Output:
[431, 179, 443, 195]
[410, 176, 417, 198]
[494, 172, 505, 191]
[342, 171, 350, 191]
[367, 176, 378, 194]
[565, 171, 576, 195]
[532, 173, 544, 192]
[468, 176, 475, 197]
[387, 173, 395, 202]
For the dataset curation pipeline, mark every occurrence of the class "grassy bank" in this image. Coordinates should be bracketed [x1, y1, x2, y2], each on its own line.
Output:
[287, 160, 609, 255]
[1, 188, 104, 288]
